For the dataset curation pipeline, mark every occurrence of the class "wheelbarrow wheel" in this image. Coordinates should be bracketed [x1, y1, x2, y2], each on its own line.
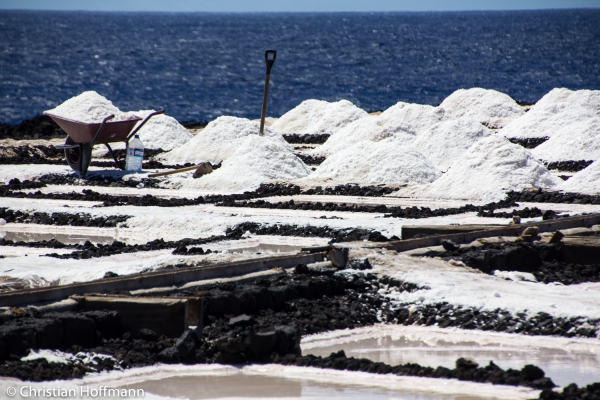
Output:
[64, 136, 92, 177]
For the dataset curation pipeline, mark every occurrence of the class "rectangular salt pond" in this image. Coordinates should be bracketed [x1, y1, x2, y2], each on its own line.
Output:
[301, 325, 600, 388]
[0, 364, 536, 399]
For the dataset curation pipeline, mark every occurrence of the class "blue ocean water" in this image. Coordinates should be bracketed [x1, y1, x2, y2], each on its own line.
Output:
[0, 9, 599, 124]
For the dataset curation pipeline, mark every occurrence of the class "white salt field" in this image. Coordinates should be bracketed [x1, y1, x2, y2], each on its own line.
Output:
[2, 86, 600, 398]
[301, 325, 600, 387]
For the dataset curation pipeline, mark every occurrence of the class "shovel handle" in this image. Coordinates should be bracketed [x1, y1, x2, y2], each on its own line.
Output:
[265, 50, 276, 75]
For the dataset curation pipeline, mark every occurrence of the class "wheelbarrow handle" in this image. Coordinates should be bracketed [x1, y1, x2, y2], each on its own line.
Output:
[265, 50, 276, 75]
[127, 109, 165, 141]
[90, 114, 115, 146]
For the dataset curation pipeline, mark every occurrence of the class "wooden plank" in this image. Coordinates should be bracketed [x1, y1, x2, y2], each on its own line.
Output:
[386, 213, 600, 252]
[401, 224, 502, 240]
[0, 252, 325, 307]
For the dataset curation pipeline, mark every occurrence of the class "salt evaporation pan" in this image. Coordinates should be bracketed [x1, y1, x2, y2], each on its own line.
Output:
[45, 91, 134, 123]
[501, 88, 600, 139]
[270, 99, 368, 134]
[184, 134, 310, 193]
[129, 110, 193, 150]
[557, 161, 600, 195]
[305, 138, 441, 186]
[160, 116, 287, 165]
[312, 114, 418, 156]
[379, 102, 450, 133]
[411, 119, 493, 170]
[397, 135, 561, 201]
[439, 88, 525, 127]
[531, 117, 600, 162]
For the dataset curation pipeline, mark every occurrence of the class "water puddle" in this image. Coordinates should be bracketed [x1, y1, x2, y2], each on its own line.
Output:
[226, 243, 305, 254]
[0, 230, 116, 245]
[302, 326, 600, 387]
[119, 370, 489, 400]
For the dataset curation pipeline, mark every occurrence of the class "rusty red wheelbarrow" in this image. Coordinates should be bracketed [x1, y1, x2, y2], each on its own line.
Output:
[43, 110, 164, 177]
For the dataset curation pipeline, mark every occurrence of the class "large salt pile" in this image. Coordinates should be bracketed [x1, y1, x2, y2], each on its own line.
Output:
[312, 114, 418, 156]
[439, 88, 525, 127]
[160, 116, 288, 165]
[411, 119, 493, 170]
[270, 99, 368, 134]
[129, 110, 193, 150]
[305, 138, 441, 186]
[397, 135, 560, 201]
[500, 88, 600, 139]
[184, 135, 311, 193]
[557, 161, 600, 194]
[44, 91, 134, 123]
[379, 102, 450, 133]
[531, 117, 600, 162]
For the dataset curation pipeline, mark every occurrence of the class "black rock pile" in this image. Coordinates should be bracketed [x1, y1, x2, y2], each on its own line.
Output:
[544, 160, 593, 172]
[283, 133, 330, 144]
[538, 383, 600, 399]
[532, 261, 600, 285]
[218, 197, 519, 220]
[294, 153, 326, 165]
[227, 222, 394, 243]
[0, 208, 130, 228]
[0, 115, 65, 140]
[506, 189, 600, 205]
[507, 137, 549, 148]
[416, 240, 600, 287]
[44, 229, 242, 259]
[38, 173, 163, 189]
[275, 350, 555, 390]
[381, 298, 599, 339]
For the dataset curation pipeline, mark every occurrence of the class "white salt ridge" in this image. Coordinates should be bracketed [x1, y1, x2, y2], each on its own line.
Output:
[180, 134, 311, 193]
[45, 91, 134, 123]
[160, 116, 286, 165]
[129, 110, 193, 150]
[440, 88, 525, 127]
[501, 88, 600, 139]
[531, 117, 600, 162]
[397, 135, 561, 201]
[312, 114, 418, 156]
[411, 118, 493, 170]
[270, 99, 368, 134]
[306, 138, 440, 186]
[557, 160, 600, 194]
[380, 101, 450, 133]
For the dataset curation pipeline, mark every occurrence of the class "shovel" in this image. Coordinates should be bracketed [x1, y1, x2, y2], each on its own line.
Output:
[259, 50, 276, 136]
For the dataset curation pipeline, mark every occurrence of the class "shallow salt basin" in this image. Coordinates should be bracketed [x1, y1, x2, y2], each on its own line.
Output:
[0, 364, 536, 400]
[301, 325, 600, 388]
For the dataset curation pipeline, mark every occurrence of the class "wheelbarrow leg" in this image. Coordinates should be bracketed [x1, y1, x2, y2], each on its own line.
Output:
[79, 144, 93, 178]
[104, 144, 124, 170]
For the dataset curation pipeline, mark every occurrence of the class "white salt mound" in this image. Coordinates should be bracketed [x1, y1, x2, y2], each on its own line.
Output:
[402, 135, 560, 201]
[557, 161, 600, 194]
[190, 135, 311, 193]
[129, 110, 193, 150]
[380, 101, 450, 133]
[312, 114, 418, 156]
[412, 118, 493, 170]
[501, 88, 600, 139]
[306, 138, 441, 186]
[531, 117, 600, 162]
[160, 116, 288, 165]
[270, 99, 368, 134]
[45, 91, 134, 123]
[440, 88, 525, 127]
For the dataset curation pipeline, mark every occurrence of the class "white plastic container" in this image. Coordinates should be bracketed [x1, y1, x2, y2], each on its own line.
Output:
[126, 134, 144, 171]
